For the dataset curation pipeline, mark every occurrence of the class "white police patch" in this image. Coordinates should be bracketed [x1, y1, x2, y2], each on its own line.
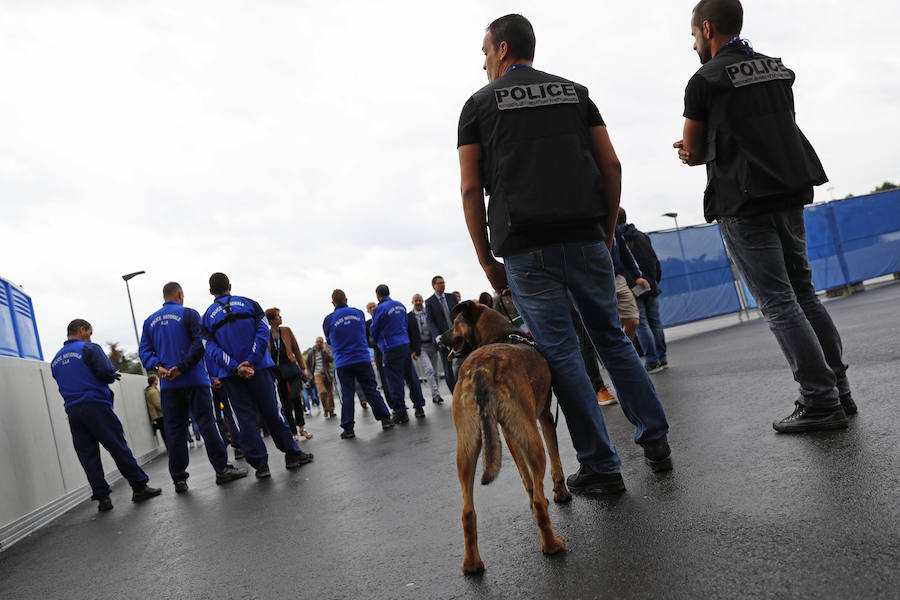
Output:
[726, 57, 793, 88]
[494, 82, 579, 110]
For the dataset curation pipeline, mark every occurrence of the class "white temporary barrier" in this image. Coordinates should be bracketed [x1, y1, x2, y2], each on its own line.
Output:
[0, 355, 161, 550]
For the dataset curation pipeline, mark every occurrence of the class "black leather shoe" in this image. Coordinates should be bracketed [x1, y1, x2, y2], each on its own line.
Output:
[392, 411, 410, 425]
[433, 395, 445, 404]
[773, 402, 849, 433]
[285, 451, 314, 469]
[131, 485, 162, 503]
[340, 429, 356, 439]
[381, 418, 394, 430]
[414, 406, 426, 418]
[97, 497, 113, 512]
[174, 479, 189, 494]
[565, 465, 626, 495]
[642, 438, 673, 472]
[216, 465, 248, 485]
[255, 464, 271, 479]
[840, 392, 858, 416]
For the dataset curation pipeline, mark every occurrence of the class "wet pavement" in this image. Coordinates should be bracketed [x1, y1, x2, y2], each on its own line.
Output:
[2, 282, 899, 599]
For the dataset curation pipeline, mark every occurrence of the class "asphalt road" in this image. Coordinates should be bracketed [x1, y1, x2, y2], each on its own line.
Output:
[2, 282, 898, 600]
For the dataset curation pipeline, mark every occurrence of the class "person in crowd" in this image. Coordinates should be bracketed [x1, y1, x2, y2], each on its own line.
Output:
[207, 353, 243, 461]
[307, 337, 336, 418]
[265, 307, 312, 440]
[51, 319, 162, 511]
[457, 14, 672, 494]
[674, 0, 855, 431]
[372, 284, 427, 420]
[323, 289, 395, 438]
[425, 275, 459, 393]
[365, 301, 390, 400]
[478, 291, 494, 307]
[610, 219, 650, 341]
[408, 293, 444, 404]
[452, 291, 462, 302]
[619, 207, 668, 373]
[139, 281, 247, 492]
[144, 374, 166, 448]
[572, 305, 618, 406]
[202, 272, 313, 478]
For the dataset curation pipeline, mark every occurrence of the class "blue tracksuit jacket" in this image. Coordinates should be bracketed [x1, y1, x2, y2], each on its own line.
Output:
[139, 300, 209, 389]
[51, 339, 117, 410]
[202, 294, 274, 378]
[322, 304, 371, 368]
[371, 297, 411, 352]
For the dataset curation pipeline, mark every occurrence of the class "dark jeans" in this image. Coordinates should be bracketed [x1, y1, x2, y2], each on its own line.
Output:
[336, 360, 392, 430]
[635, 293, 667, 367]
[719, 208, 849, 408]
[505, 242, 670, 473]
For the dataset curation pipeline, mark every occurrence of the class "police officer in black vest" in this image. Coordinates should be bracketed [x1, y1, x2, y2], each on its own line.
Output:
[457, 14, 673, 494]
[674, 0, 856, 432]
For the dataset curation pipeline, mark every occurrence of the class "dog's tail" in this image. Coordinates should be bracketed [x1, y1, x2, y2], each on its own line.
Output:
[473, 368, 501, 485]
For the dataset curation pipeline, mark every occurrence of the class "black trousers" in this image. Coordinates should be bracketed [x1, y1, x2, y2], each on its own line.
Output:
[276, 376, 306, 433]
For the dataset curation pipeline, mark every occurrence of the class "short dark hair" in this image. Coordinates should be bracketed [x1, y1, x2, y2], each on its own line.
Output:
[264, 307, 280, 323]
[147, 374, 158, 385]
[478, 292, 493, 307]
[487, 14, 536, 61]
[431, 275, 444, 285]
[332, 289, 347, 304]
[67, 318, 91, 336]
[692, 0, 743, 35]
[617, 207, 627, 225]
[162, 281, 182, 298]
[209, 272, 230, 295]
[375, 284, 390, 298]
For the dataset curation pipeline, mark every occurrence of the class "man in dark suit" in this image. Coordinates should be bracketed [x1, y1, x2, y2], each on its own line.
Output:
[424, 274, 458, 393]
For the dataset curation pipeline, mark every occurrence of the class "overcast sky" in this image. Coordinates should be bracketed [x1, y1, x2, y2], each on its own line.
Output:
[2, 0, 897, 358]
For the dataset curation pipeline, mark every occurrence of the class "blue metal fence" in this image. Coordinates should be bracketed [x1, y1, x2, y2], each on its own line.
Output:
[0, 277, 43, 360]
[646, 189, 900, 327]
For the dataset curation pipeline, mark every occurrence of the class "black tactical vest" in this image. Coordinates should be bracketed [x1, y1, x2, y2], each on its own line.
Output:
[472, 67, 606, 256]
[695, 44, 827, 220]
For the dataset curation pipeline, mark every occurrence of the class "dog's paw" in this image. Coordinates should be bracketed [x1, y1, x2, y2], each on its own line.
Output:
[542, 537, 566, 555]
[553, 486, 572, 504]
[462, 559, 485, 575]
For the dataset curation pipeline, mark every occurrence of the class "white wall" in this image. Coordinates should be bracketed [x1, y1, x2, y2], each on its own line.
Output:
[0, 355, 160, 550]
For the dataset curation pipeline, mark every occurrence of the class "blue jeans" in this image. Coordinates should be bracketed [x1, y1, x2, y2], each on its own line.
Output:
[635, 293, 667, 366]
[505, 242, 670, 473]
[719, 208, 848, 408]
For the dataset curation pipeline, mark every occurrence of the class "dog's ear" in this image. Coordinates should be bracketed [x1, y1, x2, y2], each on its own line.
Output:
[451, 299, 479, 322]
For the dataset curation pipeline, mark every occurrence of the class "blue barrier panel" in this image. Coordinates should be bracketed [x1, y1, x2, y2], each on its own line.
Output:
[0, 277, 43, 360]
[832, 190, 900, 283]
[804, 203, 851, 290]
[648, 224, 742, 327]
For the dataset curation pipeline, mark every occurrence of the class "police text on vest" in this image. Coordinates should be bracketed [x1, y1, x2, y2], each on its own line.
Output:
[494, 82, 579, 110]
[726, 58, 793, 88]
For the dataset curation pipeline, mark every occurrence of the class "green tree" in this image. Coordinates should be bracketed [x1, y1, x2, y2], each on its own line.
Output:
[872, 181, 898, 193]
[107, 342, 144, 374]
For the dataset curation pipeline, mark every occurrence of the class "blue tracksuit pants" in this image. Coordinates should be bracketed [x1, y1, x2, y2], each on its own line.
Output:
[161, 386, 229, 480]
[66, 402, 149, 500]
[382, 344, 426, 412]
[220, 367, 300, 469]
[335, 360, 391, 430]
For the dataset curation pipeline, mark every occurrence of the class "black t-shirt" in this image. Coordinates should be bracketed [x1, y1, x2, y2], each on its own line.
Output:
[457, 95, 605, 148]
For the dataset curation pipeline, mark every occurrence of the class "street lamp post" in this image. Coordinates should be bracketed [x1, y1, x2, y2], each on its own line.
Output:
[122, 271, 146, 359]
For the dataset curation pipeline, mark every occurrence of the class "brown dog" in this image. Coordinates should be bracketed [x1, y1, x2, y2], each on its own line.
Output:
[441, 300, 571, 574]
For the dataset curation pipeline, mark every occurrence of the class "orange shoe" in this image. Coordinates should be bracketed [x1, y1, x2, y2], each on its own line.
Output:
[596, 387, 618, 406]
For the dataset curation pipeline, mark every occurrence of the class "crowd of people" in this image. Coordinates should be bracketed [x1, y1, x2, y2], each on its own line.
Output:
[47, 0, 857, 513]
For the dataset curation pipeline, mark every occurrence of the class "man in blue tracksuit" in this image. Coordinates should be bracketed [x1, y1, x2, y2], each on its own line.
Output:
[371, 284, 426, 421]
[139, 281, 247, 492]
[323, 288, 394, 438]
[202, 272, 313, 478]
[51, 319, 162, 511]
